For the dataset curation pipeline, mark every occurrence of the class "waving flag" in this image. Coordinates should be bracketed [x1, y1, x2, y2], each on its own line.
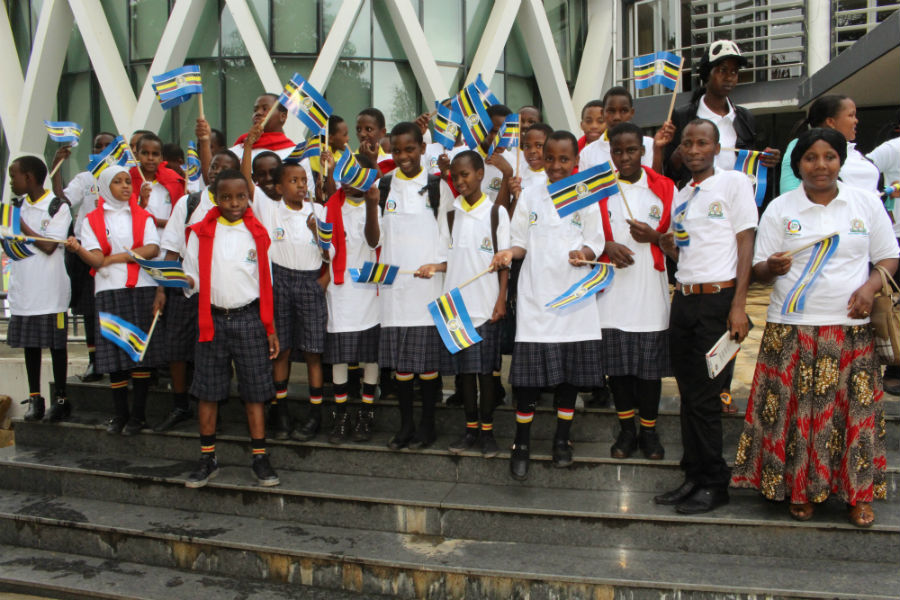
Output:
[546, 264, 615, 309]
[315, 218, 333, 251]
[451, 82, 493, 152]
[1, 203, 21, 235]
[333, 150, 378, 191]
[433, 101, 462, 150]
[279, 73, 332, 132]
[127, 250, 190, 288]
[88, 136, 131, 178]
[285, 132, 324, 164]
[673, 186, 699, 248]
[472, 74, 500, 106]
[99, 312, 149, 363]
[349, 261, 400, 285]
[734, 149, 769, 207]
[488, 114, 520, 156]
[548, 162, 619, 218]
[633, 52, 683, 90]
[44, 120, 83, 146]
[1, 238, 34, 261]
[429, 288, 483, 354]
[185, 141, 201, 182]
[151, 65, 203, 110]
[781, 235, 840, 315]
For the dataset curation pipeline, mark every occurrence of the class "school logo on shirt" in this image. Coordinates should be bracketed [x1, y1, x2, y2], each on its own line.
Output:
[386, 199, 397, 213]
[89, 184, 99, 195]
[570, 212, 583, 229]
[480, 237, 493, 253]
[707, 202, 724, 219]
[40, 219, 50, 232]
[489, 177, 501, 191]
[850, 218, 868, 235]
[246, 249, 257, 263]
[648, 205, 661, 221]
[784, 218, 802, 236]
[528, 211, 538, 226]
[273, 227, 285, 241]
[429, 157, 438, 169]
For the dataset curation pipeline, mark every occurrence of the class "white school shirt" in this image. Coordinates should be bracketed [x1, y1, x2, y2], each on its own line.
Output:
[438, 194, 511, 327]
[520, 167, 548, 194]
[8, 191, 72, 315]
[253, 193, 324, 271]
[186, 177, 204, 194]
[183, 217, 270, 309]
[578, 132, 655, 172]
[143, 181, 172, 245]
[423, 142, 446, 176]
[482, 163, 504, 202]
[697, 95, 738, 171]
[510, 184, 605, 343]
[160, 188, 217, 257]
[595, 172, 671, 332]
[65, 171, 101, 235]
[380, 168, 454, 327]
[671, 169, 758, 285]
[754, 183, 899, 326]
[325, 197, 382, 333]
[79, 198, 160, 293]
[868, 137, 900, 235]
[841, 142, 880, 194]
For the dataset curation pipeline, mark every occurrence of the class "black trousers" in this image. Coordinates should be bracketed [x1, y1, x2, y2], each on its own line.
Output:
[668, 287, 734, 490]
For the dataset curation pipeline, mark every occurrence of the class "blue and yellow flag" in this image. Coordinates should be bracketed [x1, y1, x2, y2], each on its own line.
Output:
[286, 131, 325, 164]
[781, 235, 840, 315]
[279, 73, 332, 132]
[734, 149, 769, 207]
[1, 203, 21, 236]
[350, 261, 400, 285]
[333, 150, 378, 191]
[128, 250, 190, 288]
[545, 264, 615, 309]
[672, 186, 699, 248]
[1, 238, 34, 261]
[429, 287, 483, 354]
[316, 218, 333, 252]
[185, 141, 201, 182]
[87, 136, 131, 178]
[488, 114, 520, 156]
[633, 52, 683, 90]
[152, 65, 203, 110]
[433, 101, 462, 150]
[548, 162, 619, 218]
[43, 120, 83, 146]
[99, 311, 149, 362]
[472, 74, 500, 106]
[451, 81, 493, 152]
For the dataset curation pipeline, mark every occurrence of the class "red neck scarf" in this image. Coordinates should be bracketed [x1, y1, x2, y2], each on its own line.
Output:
[189, 206, 275, 342]
[130, 163, 185, 210]
[232, 131, 295, 150]
[577, 135, 587, 152]
[599, 166, 674, 271]
[86, 197, 152, 286]
[325, 189, 349, 284]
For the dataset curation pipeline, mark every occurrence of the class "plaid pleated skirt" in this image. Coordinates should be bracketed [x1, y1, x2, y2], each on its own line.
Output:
[509, 340, 604, 388]
[94, 287, 164, 373]
[599, 328, 671, 379]
[325, 325, 380, 365]
[440, 320, 502, 375]
[7, 313, 68, 350]
[273, 264, 327, 354]
[379, 325, 442, 374]
[163, 290, 198, 362]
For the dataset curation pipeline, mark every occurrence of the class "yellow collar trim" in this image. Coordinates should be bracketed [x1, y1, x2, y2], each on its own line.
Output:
[217, 216, 243, 226]
[461, 193, 487, 213]
[396, 167, 423, 181]
[27, 190, 50, 205]
[345, 196, 365, 207]
[529, 167, 544, 173]
[207, 189, 217, 205]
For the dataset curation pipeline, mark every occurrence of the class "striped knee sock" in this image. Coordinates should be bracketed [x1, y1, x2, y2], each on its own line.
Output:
[361, 383, 376, 405]
[334, 383, 348, 414]
[617, 409, 637, 432]
[250, 437, 266, 457]
[200, 434, 216, 456]
[309, 386, 323, 416]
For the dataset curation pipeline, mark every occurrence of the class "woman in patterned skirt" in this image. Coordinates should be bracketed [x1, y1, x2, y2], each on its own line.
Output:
[731, 128, 899, 527]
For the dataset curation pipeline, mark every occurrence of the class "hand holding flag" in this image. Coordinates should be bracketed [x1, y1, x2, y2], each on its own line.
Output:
[87, 136, 132, 178]
[545, 263, 615, 309]
[734, 149, 772, 207]
[333, 148, 378, 191]
[429, 288, 483, 354]
[488, 114, 520, 157]
[99, 311, 151, 363]
[433, 101, 462, 151]
[268, 73, 332, 133]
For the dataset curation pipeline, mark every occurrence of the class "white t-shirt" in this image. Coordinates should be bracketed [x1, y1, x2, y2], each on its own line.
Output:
[520, 167, 548, 196]
[379, 168, 454, 327]
[510, 183, 605, 343]
[595, 172, 671, 332]
[671, 169, 758, 284]
[325, 197, 381, 333]
[65, 171, 101, 235]
[8, 192, 72, 315]
[439, 194, 511, 327]
[482, 162, 505, 202]
[143, 180, 173, 244]
[868, 137, 900, 235]
[160, 188, 217, 257]
[183, 217, 270, 309]
[579, 132, 655, 172]
[79, 198, 160, 293]
[253, 194, 324, 271]
[840, 143, 881, 194]
[697, 95, 738, 171]
[755, 183, 899, 325]
[186, 177, 204, 194]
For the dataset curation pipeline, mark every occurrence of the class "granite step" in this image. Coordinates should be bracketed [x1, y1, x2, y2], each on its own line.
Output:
[0, 445, 896, 563]
[13, 416, 900, 493]
[0, 489, 895, 600]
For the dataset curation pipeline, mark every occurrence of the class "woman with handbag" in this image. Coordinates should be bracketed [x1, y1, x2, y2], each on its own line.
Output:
[731, 128, 898, 527]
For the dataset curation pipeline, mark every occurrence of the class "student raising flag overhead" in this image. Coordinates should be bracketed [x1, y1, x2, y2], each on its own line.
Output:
[275, 72, 332, 132]
[432, 101, 462, 150]
[43, 120, 82, 146]
[152, 65, 203, 110]
[285, 132, 324, 164]
[548, 162, 619, 218]
[87, 136, 132, 178]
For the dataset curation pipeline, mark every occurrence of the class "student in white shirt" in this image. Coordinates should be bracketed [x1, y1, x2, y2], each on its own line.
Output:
[373, 122, 454, 450]
[66, 165, 162, 436]
[131, 134, 186, 243]
[657, 119, 757, 514]
[780, 95, 880, 195]
[50, 132, 116, 383]
[597, 123, 676, 461]
[732, 127, 898, 528]
[6, 156, 72, 422]
[492, 131, 606, 481]
[181, 169, 280, 489]
[227, 93, 297, 162]
[480, 104, 514, 210]
[420, 151, 510, 457]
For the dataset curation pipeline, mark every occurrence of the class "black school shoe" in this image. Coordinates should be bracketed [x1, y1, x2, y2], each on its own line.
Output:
[610, 428, 638, 459]
[552, 439, 574, 468]
[153, 407, 192, 432]
[121, 418, 147, 436]
[510, 444, 530, 481]
[290, 414, 321, 441]
[268, 402, 292, 440]
[185, 454, 218, 489]
[105, 415, 128, 434]
[252, 454, 280, 487]
[481, 430, 499, 458]
[21, 396, 45, 421]
[328, 411, 352, 445]
[448, 429, 479, 454]
[353, 408, 374, 442]
[407, 427, 436, 450]
[638, 428, 665, 460]
[653, 480, 699, 505]
[675, 487, 729, 514]
[44, 397, 72, 422]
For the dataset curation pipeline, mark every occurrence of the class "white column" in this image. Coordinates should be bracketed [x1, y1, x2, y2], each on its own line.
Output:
[572, 0, 614, 117]
[466, 0, 521, 85]
[384, 0, 448, 106]
[0, 5, 25, 144]
[807, 1, 831, 76]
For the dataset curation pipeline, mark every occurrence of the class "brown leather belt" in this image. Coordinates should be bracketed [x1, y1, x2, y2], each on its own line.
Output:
[676, 280, 735, 296]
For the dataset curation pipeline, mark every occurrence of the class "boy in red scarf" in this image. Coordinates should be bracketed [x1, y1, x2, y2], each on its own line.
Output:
[181, 169, 281, 489]
[132, 133, 185, 237]
[229, 94, 297, 161]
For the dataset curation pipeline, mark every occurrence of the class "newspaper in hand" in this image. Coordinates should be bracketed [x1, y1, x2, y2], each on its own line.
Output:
[706, 330, 742, 379]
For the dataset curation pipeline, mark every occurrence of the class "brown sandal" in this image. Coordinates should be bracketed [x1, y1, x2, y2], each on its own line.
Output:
[849, 503, 875, 528]
[789, 502, 814, 521]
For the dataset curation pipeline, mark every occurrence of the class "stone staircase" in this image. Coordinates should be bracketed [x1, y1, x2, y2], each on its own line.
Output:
[0, 378, 897, 599]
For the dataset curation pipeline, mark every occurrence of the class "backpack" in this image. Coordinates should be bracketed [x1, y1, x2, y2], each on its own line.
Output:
[184, 191, 204, 224]
[378, 173, 442, 218]
[445, 202, 502, 256]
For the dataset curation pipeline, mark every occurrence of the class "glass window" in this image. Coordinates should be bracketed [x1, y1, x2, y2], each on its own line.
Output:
[489, 72, 505, 103]
[100, 0, 129, 63]
[505, 76, 535, 115]
[544, 0, 571, 80]
[423, 0, 463, 63]
[438, 66, 463, 98]
[273, 0, 318, 53]
[176, 60, 222, 146]
[505, 26, 533, 77]
[373, 61, 418, 129]
[326, 59, 372, 139]
[56, 73, 91, 180]
[9, 0, 31, 73]
[65, 26, 90, 73]
[273, 57, 316, 88]
[187, 1, 221, 58]
[464, 0, 492, 63]
[223, 58, 266, 143]
[325, 0, 371, 57]
[129, 0, 168, 61]
[221, 0, 269, 57]
[373, 1, 405, 60]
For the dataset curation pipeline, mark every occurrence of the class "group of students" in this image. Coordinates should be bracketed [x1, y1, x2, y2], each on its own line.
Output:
[5, 40, 896, 522]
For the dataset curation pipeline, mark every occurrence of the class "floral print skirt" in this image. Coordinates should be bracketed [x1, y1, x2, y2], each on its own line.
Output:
[731, 323, 887, 506]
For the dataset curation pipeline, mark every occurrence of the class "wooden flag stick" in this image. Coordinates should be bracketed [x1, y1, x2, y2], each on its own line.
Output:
[260, 100, 280, 129]
[613, 173, 635, 220]
[665, 64, 682, 123]
[197, 93, 205, 120]
[138, 309, 162, 363]
[784, 232, 839, 257]
[575, 259, 617, 267]
[48, 148, 71, 179]
[514, 127, 521, 179]
[457, 267, 493, 289]
[6, 233, 67, 244]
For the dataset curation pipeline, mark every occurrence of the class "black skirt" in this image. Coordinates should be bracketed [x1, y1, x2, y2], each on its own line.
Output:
[325, 325, 380, 365]
[94, 287, 164, 372]
[509, 340, 604, 388]
[599, 328, 672, 379]
[440, 320, 501, 375]
[379, 326, 442, 373]
[7, 313, 68, 350]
